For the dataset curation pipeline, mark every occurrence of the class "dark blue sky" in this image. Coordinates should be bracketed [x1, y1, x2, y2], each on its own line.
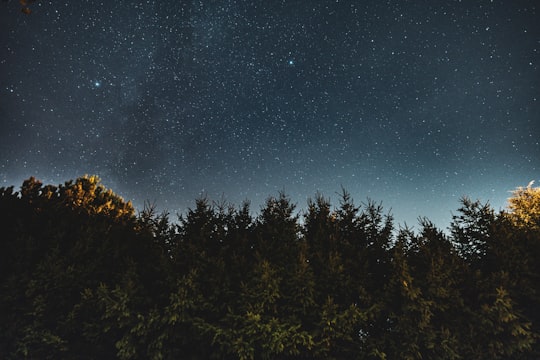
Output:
[1, 0, 538, 228]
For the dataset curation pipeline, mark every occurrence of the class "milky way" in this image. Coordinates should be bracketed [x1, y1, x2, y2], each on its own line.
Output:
[1, 1, 539, 228]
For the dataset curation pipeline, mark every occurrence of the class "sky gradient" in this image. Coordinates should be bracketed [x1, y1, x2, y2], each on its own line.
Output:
[1, 0, 539, 228]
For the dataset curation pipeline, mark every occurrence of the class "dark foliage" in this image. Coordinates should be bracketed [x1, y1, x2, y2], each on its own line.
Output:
[1, 177, 538, 359]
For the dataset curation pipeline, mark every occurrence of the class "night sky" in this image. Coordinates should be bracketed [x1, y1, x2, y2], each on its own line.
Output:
[1, 0, 539, 229]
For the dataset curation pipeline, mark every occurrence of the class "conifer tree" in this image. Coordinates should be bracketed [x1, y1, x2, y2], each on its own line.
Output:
[0, 177, 167, 358]
[506, 181, 540, 231]
[450, 197, 495, 266]
[2, 177, 540, 359]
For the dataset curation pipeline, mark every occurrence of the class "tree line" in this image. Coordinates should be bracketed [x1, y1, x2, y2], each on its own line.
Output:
[1, 175, 539, 359]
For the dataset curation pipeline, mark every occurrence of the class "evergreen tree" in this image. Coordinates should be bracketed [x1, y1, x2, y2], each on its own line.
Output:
[450, 197, 495, 266]
[506, 181, 540, 231]
[0, 176, 167, 358]
[2, 177, 540, 359]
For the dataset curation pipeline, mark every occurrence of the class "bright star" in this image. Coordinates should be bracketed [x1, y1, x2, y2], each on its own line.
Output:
[287, 59, 294, 65]
[94, 81, 101, 88]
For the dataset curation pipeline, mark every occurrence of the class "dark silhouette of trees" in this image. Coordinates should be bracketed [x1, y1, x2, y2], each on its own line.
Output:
[1, 176, 539, 359]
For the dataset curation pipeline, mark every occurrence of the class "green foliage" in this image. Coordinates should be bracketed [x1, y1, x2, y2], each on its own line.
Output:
[450, 197, 495, 264]
[476, 286, 534, 358]
[1, 177, 539, 359]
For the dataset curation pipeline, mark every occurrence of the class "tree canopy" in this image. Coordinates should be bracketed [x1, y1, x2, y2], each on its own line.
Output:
[1, 177, 539, 359]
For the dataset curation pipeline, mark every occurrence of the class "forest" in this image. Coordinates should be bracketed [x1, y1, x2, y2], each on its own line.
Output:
[1, 175, 539, 359]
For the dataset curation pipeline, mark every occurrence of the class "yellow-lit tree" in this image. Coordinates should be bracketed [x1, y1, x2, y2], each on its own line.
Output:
[506, 181, 540, 231]
[59, 175, 135, 220]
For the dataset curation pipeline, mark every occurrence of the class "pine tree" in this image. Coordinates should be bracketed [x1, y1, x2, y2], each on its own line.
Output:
[450, 197, 495, 266]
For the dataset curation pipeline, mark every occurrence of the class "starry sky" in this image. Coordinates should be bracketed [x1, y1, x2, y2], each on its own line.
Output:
[1, 0, 539, 229]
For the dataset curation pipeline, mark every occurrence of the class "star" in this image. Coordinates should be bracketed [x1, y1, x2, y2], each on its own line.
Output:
[0, 1, 538, 229]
